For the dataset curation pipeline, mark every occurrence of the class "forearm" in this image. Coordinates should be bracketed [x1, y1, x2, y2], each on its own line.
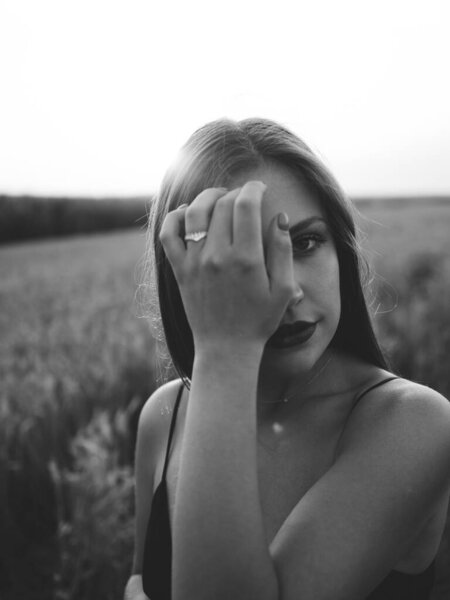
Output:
[172, 344, 279, 600]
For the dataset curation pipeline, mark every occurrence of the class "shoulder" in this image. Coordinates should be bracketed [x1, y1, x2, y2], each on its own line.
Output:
[270, 377, 449, 597]
[136, 378, 186, 470]
[344, 376, 450, 436]
[138, 377, 186, 431]
[338, 376, 450, 498]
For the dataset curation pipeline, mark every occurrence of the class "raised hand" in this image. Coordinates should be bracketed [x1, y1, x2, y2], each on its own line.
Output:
[159, 181, 295, 351]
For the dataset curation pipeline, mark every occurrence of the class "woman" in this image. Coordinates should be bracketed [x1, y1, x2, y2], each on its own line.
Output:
[125, 118, 450, 600]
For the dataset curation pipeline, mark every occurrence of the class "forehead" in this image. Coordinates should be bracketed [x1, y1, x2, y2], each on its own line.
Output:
[228, 162, 324, 235]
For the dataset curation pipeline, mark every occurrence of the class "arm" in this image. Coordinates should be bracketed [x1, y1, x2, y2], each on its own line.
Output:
[174, 365, 450, 600]
[172, 343, 278, 600]
[269, 383, 450, 599]
[159, 182, 294, 600]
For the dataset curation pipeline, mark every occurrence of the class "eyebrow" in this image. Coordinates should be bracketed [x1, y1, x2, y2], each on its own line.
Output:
[289, 216, 328, 235]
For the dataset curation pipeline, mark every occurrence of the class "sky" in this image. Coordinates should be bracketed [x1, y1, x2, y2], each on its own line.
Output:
[1, 0, 449, 198]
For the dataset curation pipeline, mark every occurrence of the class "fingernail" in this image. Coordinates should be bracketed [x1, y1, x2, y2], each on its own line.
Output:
[178, 203, 188, 209]
[277, 212, 289, 231]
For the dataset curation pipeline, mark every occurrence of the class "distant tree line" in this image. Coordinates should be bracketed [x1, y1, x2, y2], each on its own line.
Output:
[0, 195, 151, 244]
[2, 194, 449, 246]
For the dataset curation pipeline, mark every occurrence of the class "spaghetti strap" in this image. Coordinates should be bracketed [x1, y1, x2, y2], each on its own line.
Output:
[353, 376, 400, 404]
[335, 376, 400, 458]
[161, 382, 185, 481]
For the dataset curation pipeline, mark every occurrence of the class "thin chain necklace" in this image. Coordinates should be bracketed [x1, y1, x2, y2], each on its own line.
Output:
[260, 355, 334, 404]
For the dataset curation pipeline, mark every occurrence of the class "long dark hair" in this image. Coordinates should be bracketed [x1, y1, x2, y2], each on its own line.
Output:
[140, 117, 389, 388]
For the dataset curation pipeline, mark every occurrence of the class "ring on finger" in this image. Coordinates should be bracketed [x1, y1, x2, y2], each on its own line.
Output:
[184, 230, 208, 243]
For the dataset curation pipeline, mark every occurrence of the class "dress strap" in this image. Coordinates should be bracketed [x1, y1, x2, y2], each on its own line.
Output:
[335, 376, 400, 458]
[161, 382, 185, 481]
[353, 376, 400, 404]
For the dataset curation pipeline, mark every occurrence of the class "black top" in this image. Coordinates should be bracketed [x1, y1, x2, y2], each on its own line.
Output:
[142, 377, 435, 600]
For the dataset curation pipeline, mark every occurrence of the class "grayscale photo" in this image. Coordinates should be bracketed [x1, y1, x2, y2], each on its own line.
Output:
[1, 1, 449, 599]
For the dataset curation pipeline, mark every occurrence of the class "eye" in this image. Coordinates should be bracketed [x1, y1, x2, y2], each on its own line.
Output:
[292, 233, 326, 255]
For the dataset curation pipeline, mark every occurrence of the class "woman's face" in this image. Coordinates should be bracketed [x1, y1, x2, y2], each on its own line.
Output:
[228, 162, 341, 380]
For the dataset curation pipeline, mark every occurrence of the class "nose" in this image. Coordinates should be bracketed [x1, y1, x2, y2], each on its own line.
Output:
[287, 283, 304, 308]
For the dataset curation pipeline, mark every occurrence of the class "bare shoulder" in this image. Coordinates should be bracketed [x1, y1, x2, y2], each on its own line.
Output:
[139, 378, 186, 428]
[136, 378, 186, 471]
[339, 376, 450, 497]
[269, 377, 450, 597]
[346, 376, 450, 432]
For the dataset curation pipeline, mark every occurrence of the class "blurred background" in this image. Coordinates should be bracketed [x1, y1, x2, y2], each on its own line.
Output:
[1, 0, 449, 598]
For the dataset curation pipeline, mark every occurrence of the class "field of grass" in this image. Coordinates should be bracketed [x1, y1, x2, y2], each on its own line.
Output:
[0, 230, 157, 599]
[1, 198, 449, 599]
[354, 199, 450, 399]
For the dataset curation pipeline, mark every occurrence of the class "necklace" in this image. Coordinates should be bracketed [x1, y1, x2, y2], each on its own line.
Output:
[260, 355, 333, 404]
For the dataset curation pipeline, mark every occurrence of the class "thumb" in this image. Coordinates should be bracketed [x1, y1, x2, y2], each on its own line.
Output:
[266, 212, 295, 295]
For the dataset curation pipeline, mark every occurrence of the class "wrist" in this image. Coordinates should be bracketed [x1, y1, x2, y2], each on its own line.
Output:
[194, 339, 265, 365]
[193, 342, 264, 392]
[189, 342, 263, 415]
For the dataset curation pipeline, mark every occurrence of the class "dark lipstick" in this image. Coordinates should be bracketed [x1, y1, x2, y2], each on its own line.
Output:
[267, 320, 317, 349]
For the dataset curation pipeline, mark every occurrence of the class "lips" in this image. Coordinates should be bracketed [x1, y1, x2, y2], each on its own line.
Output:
[267, 320, 317, 349]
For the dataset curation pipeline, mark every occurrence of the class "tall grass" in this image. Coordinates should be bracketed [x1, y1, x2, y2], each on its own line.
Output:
[0, 231, 156, 599]
[355, 199, 450, 400]
[355, 200, 450, 600]
[0, 199, 449, 599]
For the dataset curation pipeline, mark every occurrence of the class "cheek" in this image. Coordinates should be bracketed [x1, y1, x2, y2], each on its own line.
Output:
[312, 251, 340, 292]
[310, 252, 341, 317]
[328, 254, 341, 302]
[293, 246, 340, 310]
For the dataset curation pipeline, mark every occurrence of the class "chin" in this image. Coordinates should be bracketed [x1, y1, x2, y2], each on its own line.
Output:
[263, 338, 322, 374]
